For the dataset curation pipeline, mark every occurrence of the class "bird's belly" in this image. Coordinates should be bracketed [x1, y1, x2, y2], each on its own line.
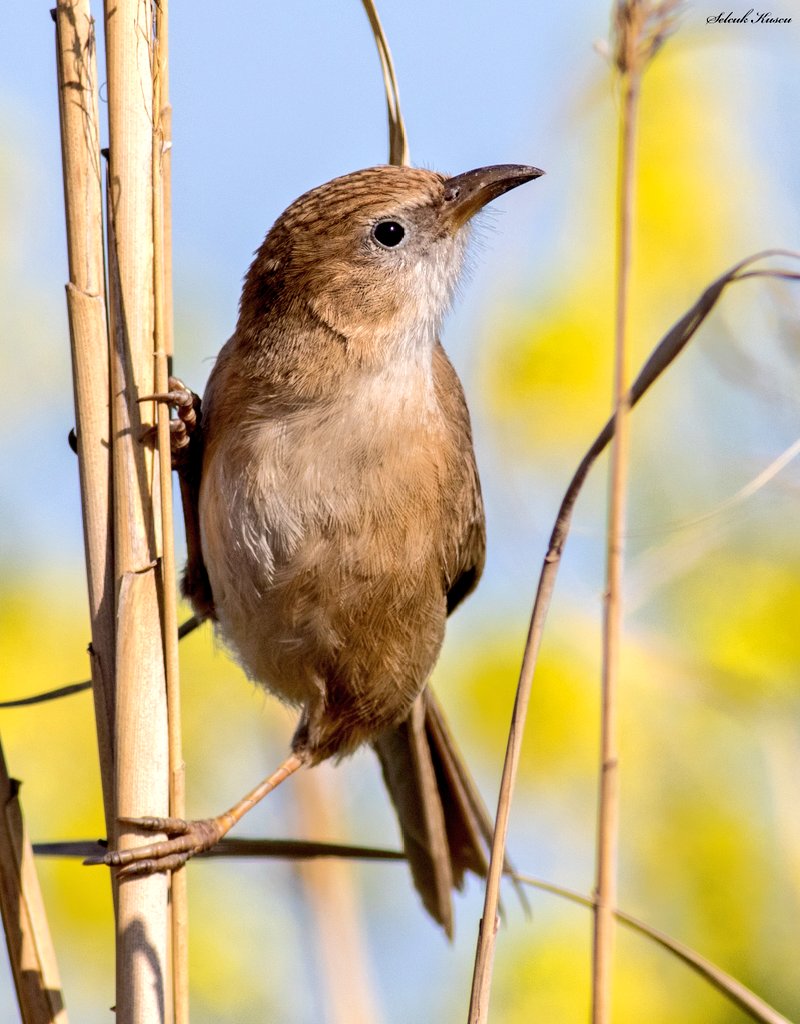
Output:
[199, 413, 448, 713]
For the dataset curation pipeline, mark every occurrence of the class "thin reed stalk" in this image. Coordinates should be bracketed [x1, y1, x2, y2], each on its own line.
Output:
[594, 8, 679, 1016]
[53, 0, 116, 839]
[35, 837, 406, 862]
[150, 5, 188, 1021]
[360, 0, 409, 166]
[592, 6, 640, 1018]
[0, 739, 68, 1024]
[467, 249, 800, 1024]
[104, 0, 171, 1019]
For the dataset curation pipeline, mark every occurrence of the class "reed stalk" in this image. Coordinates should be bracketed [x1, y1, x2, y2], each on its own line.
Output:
[360, 0, 409, 166]
[0, 739, 68, 1024]
[53, 0, 116, 839]
[149, 4, 188, 1020]
[593, 7, 679, 1017]
[103, 0, 171, 1018]
[467, 246, 800, 1023]
[592, 7, 639, 1018]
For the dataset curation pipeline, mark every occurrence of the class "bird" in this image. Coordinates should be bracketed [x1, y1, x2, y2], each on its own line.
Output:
[105, 162, 543, 936]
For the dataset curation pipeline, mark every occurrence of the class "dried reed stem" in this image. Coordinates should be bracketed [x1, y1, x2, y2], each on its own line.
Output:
[150, 5, 188, 1021]
[592, 71, 635, 1018]
[592, 13, 640, 1022]
[0, 739, 68, 1024]
[593, 7, 678, 1016]
[36, 837, 406, 862]
[467, 248, 800, 1024]
[53, 0, 116, 837]
[360, 0, 409, 166]
[104, 0, 171, 1019]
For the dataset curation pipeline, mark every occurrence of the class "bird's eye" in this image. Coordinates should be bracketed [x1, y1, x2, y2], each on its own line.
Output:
[371, 220, 406, 248]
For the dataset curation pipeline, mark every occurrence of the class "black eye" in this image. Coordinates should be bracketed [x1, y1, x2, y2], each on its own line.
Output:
[372, 220, 406, 248]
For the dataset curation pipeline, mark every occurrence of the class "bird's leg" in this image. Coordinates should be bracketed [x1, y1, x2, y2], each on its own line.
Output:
[94, 751, 306, 877]
[138, 376, 214, 617]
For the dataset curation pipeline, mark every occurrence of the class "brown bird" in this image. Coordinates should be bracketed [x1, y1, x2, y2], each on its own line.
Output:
[106, 162, 543, 936]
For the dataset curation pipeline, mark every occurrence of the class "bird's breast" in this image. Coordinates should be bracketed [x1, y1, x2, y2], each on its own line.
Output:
[199, 354, 460, 704]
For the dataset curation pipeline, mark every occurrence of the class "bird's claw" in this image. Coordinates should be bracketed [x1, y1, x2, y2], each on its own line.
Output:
[138, 376, 201, 468]
[98, 815, 223, 877]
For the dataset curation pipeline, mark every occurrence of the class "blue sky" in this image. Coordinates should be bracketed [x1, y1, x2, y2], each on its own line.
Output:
[2, 1, 798, 591]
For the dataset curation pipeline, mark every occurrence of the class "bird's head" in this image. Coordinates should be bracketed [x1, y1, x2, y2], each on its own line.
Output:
[239, 163, 543, 362]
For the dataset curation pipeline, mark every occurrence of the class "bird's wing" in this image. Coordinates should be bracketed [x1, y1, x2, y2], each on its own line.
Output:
[432, 341, 487, 616]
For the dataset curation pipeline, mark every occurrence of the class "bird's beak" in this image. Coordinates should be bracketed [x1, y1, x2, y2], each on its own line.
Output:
[441, 164, 545, 230]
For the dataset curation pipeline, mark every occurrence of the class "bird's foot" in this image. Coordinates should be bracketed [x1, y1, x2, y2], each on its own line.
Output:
[88, 754, 306, 878]
[139, 376, 201, 470]
[92, 814, 227, 878]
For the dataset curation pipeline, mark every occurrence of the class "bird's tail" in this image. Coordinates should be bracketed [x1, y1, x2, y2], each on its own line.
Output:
[373, 687, 500, 938]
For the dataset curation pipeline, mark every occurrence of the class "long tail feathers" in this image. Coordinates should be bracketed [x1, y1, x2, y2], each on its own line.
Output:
[373, 688, 526, 937]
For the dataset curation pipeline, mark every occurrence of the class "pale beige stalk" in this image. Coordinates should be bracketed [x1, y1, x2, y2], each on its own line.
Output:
[360, 0, 409, 166]
[104, 1, 171, 1020]
[150, 5, 188, 1021]
[593, 18, 640, 1024]
[0, 740, 69, 1024]
[53, 0, 116, 836]
[593, 5, 681, 1017]
[465, 250, 797, 1024]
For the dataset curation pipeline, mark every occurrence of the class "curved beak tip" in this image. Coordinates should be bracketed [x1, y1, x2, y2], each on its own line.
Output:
[443, 163, 545, 228]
